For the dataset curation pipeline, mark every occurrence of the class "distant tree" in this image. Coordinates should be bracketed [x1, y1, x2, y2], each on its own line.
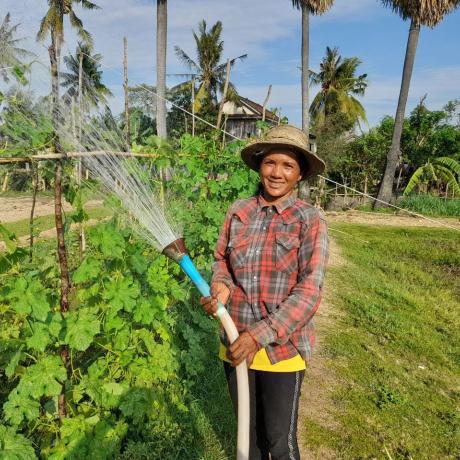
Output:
[375, 0, 460, 208]
[0, 13, 34, 84]
[290, 0, 334, 136]
[129, 84, 157, 119]
[174, 20, 247, 114]
[310, 46, 368, 129]
[61, 43, 112, 109]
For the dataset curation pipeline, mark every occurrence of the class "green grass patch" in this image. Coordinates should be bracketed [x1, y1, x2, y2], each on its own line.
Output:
[2, 207, 112, 239]
[398, 195, 460, 217]
[307, 224, 459, 459]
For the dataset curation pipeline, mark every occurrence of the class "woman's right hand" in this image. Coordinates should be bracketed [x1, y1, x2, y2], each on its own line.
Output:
[200, 282, 230, 318]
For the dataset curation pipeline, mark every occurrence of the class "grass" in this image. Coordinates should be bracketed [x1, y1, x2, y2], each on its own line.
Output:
[2, 207, 112, 239]
[304, 224, 459, 459]
[398, 195, 460, 218]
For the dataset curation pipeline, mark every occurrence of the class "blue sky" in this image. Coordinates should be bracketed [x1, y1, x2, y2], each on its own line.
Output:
[4, 0, 460, 128]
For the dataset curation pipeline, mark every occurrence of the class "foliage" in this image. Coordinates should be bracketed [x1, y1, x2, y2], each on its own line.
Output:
[403, 156, 460, 196]
[398, 194, 460, 217]
[0, 13, 34, 86]
[304, 224, 460, 458]
[0, 132, 259, 458]
[173, 20, 247, 114]
[61, 42, 113, 109]
[310, 46, 368, 128]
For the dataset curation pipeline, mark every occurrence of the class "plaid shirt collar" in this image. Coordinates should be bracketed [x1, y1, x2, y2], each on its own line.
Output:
[232, 193, 298, 225]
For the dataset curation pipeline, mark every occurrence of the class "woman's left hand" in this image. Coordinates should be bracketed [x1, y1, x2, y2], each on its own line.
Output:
[227, 332, 259, 367]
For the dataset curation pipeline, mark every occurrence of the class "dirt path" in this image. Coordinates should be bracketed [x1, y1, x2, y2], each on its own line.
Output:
[0, 196, 103, 223]
[326, 210, 460, 229]
[298, 237, 344, 460]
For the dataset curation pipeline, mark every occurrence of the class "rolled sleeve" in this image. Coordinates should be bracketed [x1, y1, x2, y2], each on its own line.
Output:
[248, 212, 329, 347]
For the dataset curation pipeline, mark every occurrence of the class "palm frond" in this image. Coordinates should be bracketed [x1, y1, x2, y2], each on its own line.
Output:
[174, 46, 199, 71]
[403, 165, 428, 195]
[433, 157, 460, 177]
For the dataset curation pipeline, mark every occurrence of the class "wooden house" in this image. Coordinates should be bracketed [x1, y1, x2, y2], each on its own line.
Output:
[221, 96, 317, 152]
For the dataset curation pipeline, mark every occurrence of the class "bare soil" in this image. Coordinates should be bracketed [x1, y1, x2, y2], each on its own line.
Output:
[0, 196, 102, 223]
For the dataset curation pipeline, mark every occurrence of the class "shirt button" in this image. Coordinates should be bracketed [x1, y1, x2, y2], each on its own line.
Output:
[262, 226, 267, 230]
[256, 249, 260, 254]
[253, 275, 257, 280]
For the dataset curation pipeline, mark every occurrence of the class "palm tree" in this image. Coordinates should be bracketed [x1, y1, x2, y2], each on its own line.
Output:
[291, 0, 334, 137]
[403, 157, 460, 196]
[375, 0, 459, 208]
[0, 13, 34, 84]
[36, 0, 100, 313]
[310, 46, 368, 128]
[61, 43, 112, 108]
[156, 0, 167, 139]
[174, 20, 247, 114]
[36, 0, 99, 420]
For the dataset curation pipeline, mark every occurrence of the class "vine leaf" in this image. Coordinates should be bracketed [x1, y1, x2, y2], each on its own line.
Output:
[7, 276, 50, 321]
[64, 309, 100, 352]
[3, 389, 40, 426]
[103, 277, 140, 313]
[72, 257, 102, 284]
[16, 355, 67, 399]
[26, 322, 52, 352]
[0, 425, 37, 459]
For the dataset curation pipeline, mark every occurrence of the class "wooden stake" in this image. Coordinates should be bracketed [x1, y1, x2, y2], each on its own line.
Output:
[191, 77, 195, 136]
[216, 59, 231, 130]
[262, 84, 272, 122]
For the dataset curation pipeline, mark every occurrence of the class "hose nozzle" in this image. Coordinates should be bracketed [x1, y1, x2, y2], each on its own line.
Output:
[162, 238, 188, 263]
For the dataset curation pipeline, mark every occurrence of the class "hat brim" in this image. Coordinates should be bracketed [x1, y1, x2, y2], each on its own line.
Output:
[240, 138, 325, 179]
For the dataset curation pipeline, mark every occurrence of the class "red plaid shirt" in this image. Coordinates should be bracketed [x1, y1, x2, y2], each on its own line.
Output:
[212, 194, 329, 364]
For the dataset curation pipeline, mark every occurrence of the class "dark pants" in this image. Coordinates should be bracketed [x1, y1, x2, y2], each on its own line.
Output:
[224, 362, 305, 460]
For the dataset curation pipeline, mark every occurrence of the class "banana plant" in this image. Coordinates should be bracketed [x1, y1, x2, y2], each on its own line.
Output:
[403, 157, 460, 196]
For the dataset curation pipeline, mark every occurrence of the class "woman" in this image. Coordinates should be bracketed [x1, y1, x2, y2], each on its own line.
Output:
[201, 124, 328, 460]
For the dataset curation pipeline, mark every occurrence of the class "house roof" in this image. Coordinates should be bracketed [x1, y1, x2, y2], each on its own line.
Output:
[222, 97, 280, 123]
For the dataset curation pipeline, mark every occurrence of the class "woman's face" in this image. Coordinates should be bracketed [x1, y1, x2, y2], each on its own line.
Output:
[259, 150, 302, 201]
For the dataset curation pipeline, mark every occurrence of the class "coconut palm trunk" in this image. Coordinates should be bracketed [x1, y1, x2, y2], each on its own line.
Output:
[301, 5, 310, 137]
[376, 19, 420, 207]
[156, 0, 167, 138]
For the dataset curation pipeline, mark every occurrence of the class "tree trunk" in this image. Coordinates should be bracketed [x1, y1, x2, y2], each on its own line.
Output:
[50, 32, 71, 421]
[123, 37, 131, 148]
[216, 59, 231, 130]
[298, 6, 310, 202]
[156, 0, 168, 138]
[375, 20, 420, 208]
[301, 5, 309, 137]
[191, 77, 195, 136]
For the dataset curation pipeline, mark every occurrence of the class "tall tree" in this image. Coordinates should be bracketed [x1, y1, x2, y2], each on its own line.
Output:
[375, 0, 459, 208]
[174, 20, 247, 114]
[0, 13, 34, 84]
[37, 0, 99, 419]
[310, 46, 368, 129]
[156, 0, 167, 138]
[291, 0, 334, 137]
[61, 42, 112, 108]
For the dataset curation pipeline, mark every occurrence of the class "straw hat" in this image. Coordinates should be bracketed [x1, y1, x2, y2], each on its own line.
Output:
[240, 124, 325, 179]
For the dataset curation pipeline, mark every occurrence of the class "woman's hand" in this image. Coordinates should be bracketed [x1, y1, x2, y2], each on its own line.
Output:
[227, 332, 259, 367]
[200, 282, 230, 318]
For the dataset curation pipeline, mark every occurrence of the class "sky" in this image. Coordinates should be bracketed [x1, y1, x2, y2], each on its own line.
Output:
[3, 0, 460, 129]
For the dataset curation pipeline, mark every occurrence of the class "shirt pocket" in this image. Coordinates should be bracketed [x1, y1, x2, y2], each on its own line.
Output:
[275, 233, 300, 273]
[227, 236, 251, 269]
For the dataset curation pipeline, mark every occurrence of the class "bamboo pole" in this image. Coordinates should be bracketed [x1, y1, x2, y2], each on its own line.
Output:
[0, 152, 161, 164]
[191, 77, 195, 137]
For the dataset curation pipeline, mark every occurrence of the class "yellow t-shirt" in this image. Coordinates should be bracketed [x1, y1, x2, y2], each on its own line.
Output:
[219, 343, 306, 372]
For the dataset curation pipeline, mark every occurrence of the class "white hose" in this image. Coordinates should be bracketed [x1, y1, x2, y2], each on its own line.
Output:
[217, 306, 250, 460]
